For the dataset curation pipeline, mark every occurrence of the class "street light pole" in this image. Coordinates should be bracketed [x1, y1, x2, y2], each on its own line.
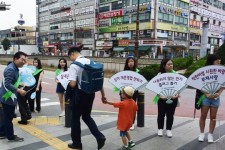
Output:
[134, 0, 140, 65]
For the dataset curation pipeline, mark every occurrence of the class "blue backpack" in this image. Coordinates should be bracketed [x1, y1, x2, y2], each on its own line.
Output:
[72, 60, 104, 93]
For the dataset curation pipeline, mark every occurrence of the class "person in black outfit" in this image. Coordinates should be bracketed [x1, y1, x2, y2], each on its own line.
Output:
[28, 58, 43, 112]
[67, 46, 106, 150]
[157, 58, 179, 138]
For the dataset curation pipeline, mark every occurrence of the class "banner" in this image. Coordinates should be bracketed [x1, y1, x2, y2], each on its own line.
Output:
[56, 71, 70, 90]
[109, 71, 147, 90]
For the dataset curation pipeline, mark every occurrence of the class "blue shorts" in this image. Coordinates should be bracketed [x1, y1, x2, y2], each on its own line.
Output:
[120, 131, 127, 137]
[56, 83, 65, 93]
[202, 97, 220, 107]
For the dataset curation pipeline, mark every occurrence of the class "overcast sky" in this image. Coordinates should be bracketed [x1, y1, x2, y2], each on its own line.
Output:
[0, 0, 36, 30]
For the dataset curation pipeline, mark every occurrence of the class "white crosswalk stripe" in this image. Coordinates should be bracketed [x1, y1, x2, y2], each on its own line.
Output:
[41, 98, 59, 107]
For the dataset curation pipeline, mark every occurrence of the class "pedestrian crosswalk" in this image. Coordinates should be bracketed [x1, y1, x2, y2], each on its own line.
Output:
[41, 97, 59, 107]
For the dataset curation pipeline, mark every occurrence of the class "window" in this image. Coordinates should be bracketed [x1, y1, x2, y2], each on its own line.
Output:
[99, 5, 110, 13]
[132, 0, 138, 5]
[123, 15, 129, 23]
[112, 1, 122, 10]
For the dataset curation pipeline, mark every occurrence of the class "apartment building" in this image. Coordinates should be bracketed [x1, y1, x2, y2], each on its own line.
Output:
[37, 0, 96, 55]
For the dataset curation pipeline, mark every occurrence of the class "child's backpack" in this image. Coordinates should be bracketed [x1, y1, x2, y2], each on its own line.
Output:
[72, 60, 104, 93]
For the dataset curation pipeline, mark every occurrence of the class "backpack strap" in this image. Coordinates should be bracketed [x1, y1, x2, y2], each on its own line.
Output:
[72, 61, 84, 68]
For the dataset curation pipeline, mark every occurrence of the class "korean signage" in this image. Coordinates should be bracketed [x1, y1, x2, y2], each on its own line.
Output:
[123, 5, 151, 15]
[156, 22, 188, 33]
[109, 71, 147, 90]
[99, 22, 151, 33]
[146, 73, 187, 96]
[186, 65, 225, 92]
[100, 0, 118, 4]
[191, 6, 225, 21]
[111, 17, 124, 25]
[189, 28, 202, 35]
[96, 41, 113, 47]
[98, 10, 123, 19]
[118, 40, 130, 46]
[159, 5, 188, 17]
[209, 24, 225, 33]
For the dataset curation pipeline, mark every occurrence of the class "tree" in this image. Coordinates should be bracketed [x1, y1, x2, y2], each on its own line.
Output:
[1, 38, 11, 52]
[216, 42, 225, 65]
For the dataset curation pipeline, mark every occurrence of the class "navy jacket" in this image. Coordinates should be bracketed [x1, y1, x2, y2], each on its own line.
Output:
[0, 62, 20, 106]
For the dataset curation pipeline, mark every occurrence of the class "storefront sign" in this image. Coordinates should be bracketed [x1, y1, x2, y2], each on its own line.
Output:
[159, 5, 188, 17]
[123, 5, 151, 15]
[191, 6, 225, 21]
[100, 0, 118, 4]
[96, 41, 113, 47]
[83, 39, 94, 45]
[99, 22, 151, 33]
[157, 32, 168, 38]
[156, 22, 188, 33]
[189, 28, 202, 35]
[118, 40, 130, 46]
[111, 17, 124, 25]
[209, 24, 225, 33]
[117, 33, 131, 38]
[98, 10, 123, 19]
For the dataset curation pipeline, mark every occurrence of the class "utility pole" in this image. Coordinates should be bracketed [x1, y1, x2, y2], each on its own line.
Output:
[134, 0, 140, 65]
[153, 0, 158, 59]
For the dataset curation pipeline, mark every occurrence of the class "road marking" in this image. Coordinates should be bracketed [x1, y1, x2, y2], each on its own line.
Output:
[15, 122, 70, 150]
[41, 102, 59, 107]
[41, 98, 51, 101]
[42, 82, 50, 85]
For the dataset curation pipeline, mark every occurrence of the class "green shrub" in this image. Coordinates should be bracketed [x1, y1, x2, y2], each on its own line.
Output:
[139, 57, 194, 81]
[139, 64, 160, 81]
[184, 57, 206, 77]
[172, 56, 193, 70]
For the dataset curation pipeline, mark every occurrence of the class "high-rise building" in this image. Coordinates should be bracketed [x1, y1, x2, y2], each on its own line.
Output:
[36, 0, 96, 56]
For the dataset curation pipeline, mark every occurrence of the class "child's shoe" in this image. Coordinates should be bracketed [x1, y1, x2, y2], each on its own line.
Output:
[128, 140, 135, 148]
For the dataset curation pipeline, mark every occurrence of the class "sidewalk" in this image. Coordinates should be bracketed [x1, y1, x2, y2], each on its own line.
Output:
[0, 115, 225, 150]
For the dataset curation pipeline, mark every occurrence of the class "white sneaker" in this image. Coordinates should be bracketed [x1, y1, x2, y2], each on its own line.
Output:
[59, 111, 65, 117]
[158, 129, 163, 136]
[198, 133, 205, 142]
[208, 133, 214, 143]
[166, 130, 173, 138]
[130, 124, 135, 130]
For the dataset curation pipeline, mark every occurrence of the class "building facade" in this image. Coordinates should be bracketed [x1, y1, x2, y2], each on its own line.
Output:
[37, 0, 96, 56]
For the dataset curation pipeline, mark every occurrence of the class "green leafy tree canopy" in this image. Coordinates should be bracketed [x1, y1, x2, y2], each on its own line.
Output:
[1, 38, 11, 51]
[216, 42, 225, 65]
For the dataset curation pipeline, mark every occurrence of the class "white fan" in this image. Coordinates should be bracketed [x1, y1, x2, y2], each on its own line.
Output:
[109, 70, 147, 90]
[146, 73, 187, 104]
[186, 65, 225, 94]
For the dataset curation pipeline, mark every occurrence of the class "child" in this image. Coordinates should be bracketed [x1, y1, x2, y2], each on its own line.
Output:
[104, 86, 138, 150]
[55, 58, 68, 117]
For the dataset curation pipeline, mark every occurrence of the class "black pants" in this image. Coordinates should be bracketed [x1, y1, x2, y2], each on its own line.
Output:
[17, 93, 31, 121]
[28, 86, 42, 112]
[157, 99, 177, 130]
[71, 89, 104, 147]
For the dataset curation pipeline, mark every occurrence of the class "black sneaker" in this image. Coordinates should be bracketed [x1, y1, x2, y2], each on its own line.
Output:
[0, 134, 6, 139]
[97, 136, 106, 149]
[128, 141, 135, 148]
[8, 135, 24, 142]
[68, 143, 82, 149]
[18, 120, 28, 125]
[27, 114, 32, 120]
